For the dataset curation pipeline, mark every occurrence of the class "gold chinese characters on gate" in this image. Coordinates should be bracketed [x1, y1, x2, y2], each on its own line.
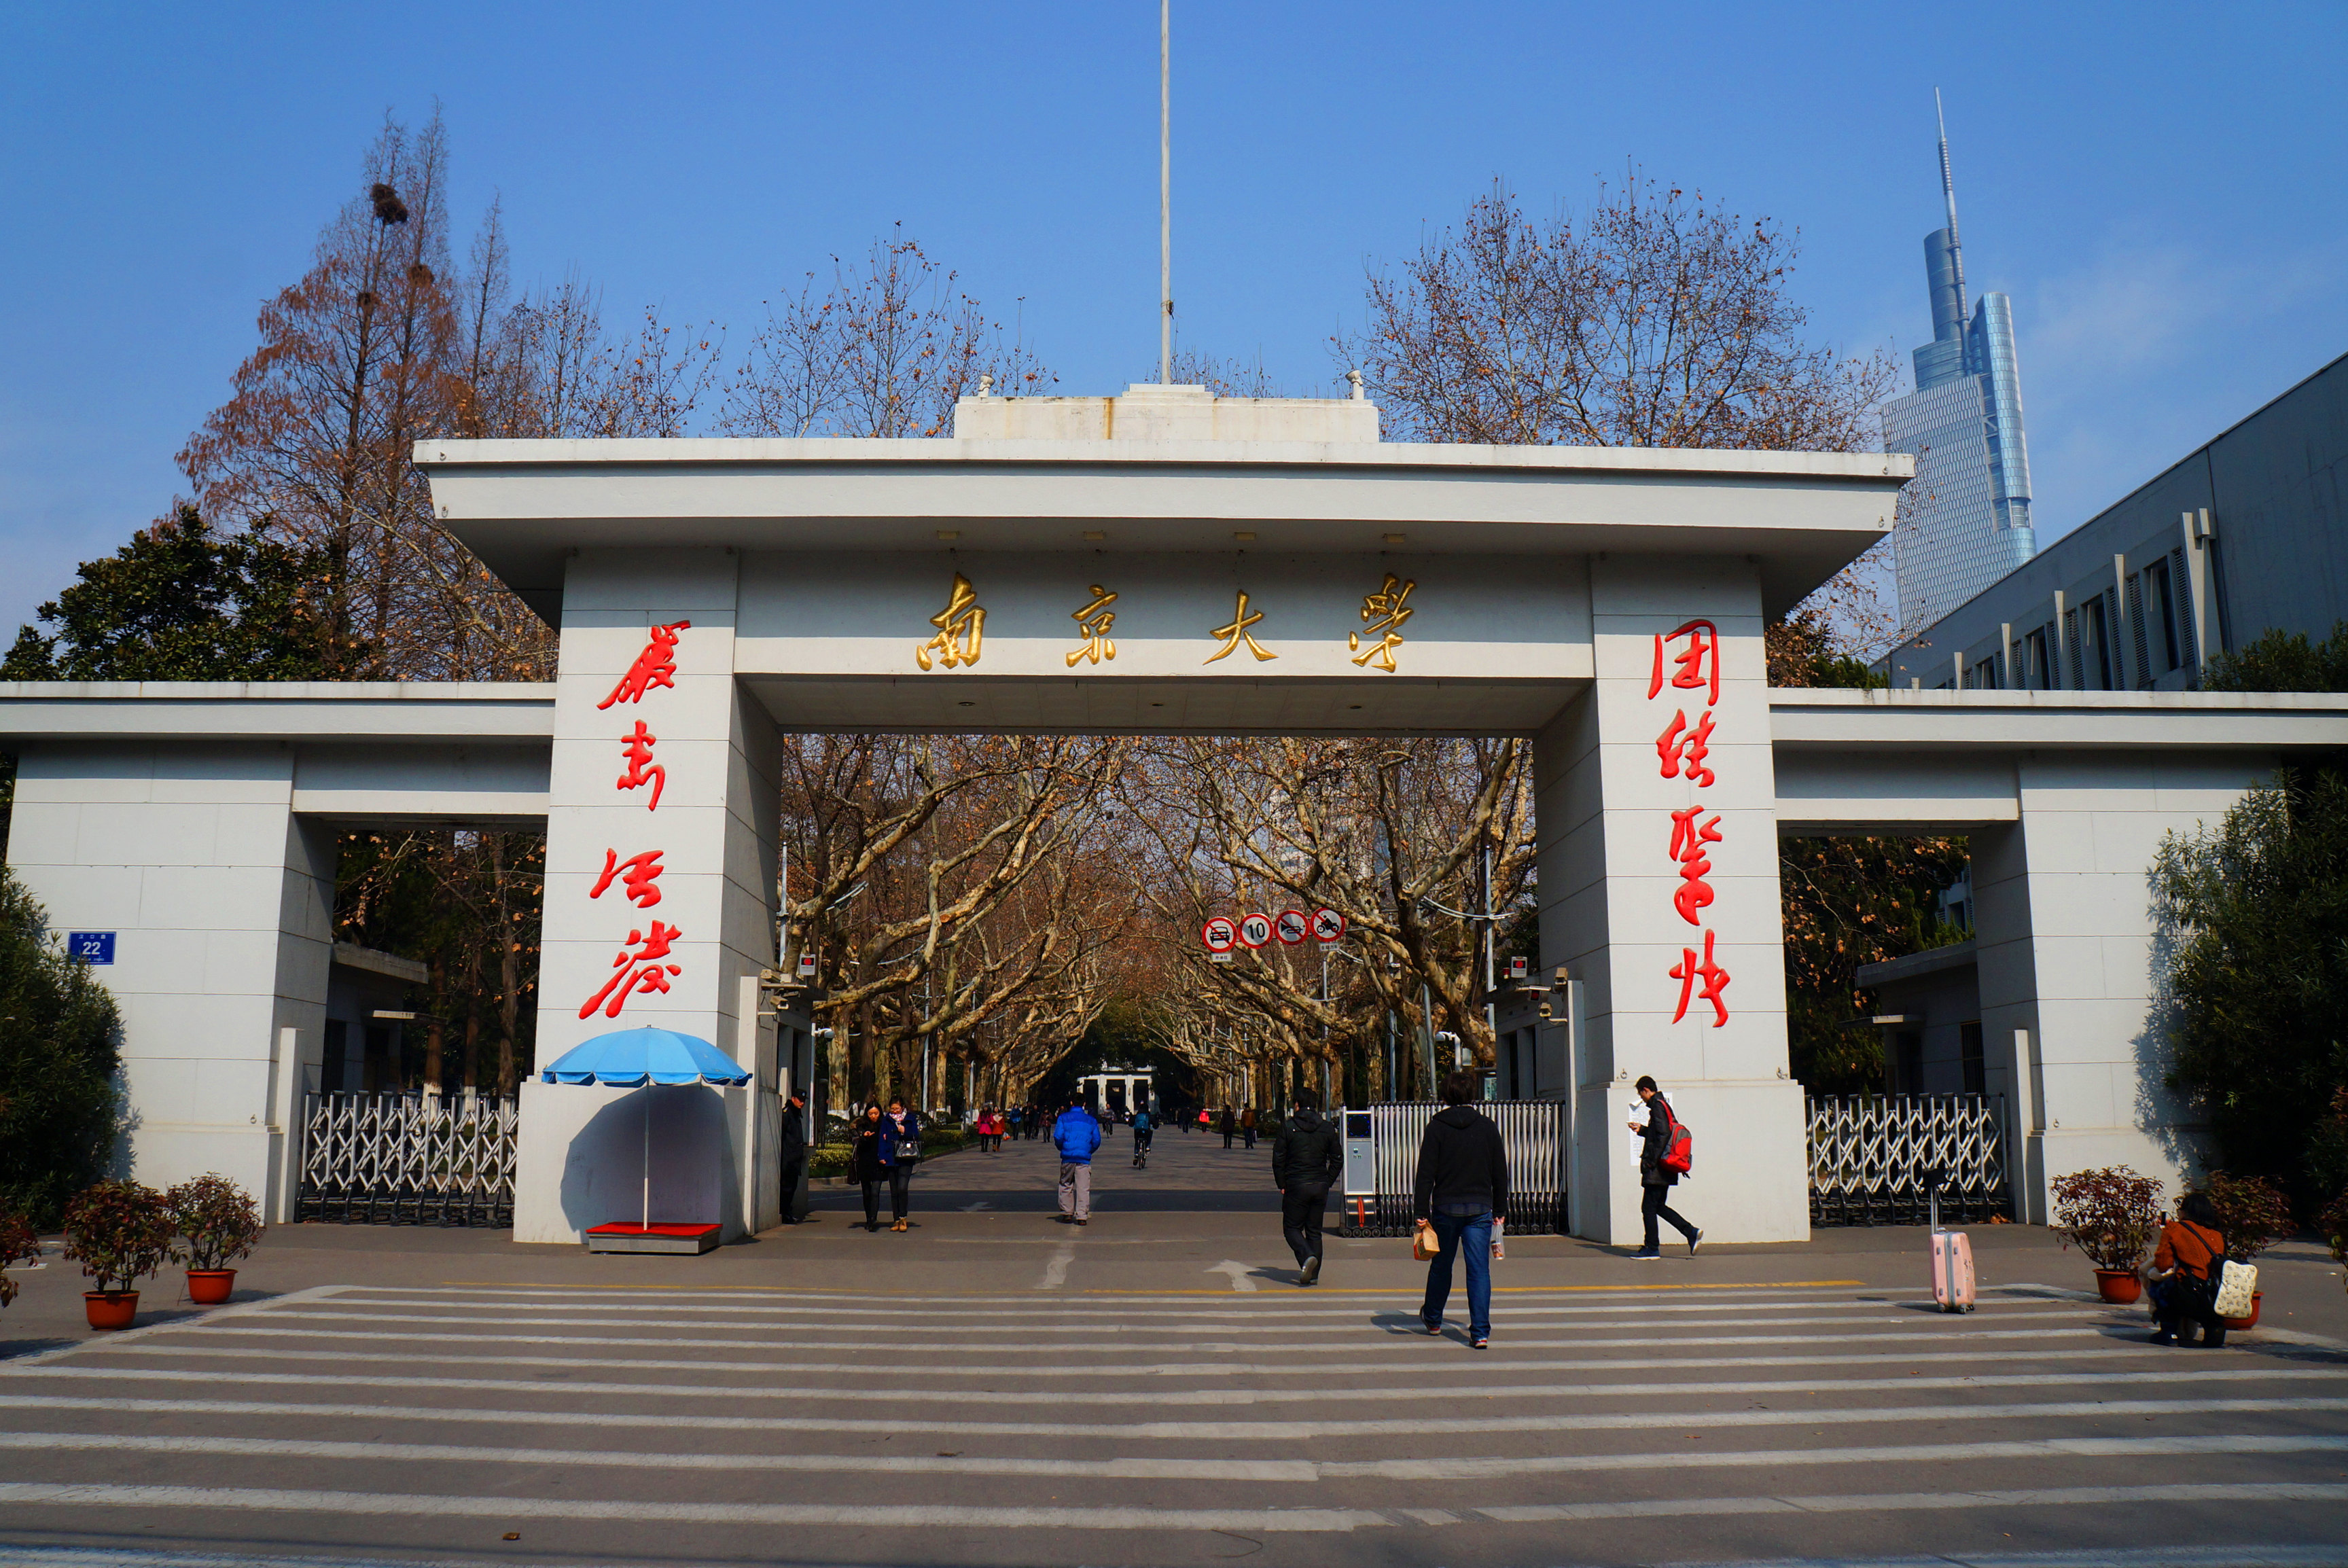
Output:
[910, 573, 1421, 672]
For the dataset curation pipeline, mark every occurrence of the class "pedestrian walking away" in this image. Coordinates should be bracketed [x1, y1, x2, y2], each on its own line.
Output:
[1413, 1067, 1508, 1347]
[1053, 1093, 1103, 1224]
[775, 1090, 808, 1224]
[850, 1103, 887, 1232]
[2148, 1191, 2230, 1347]
[1131, 1107, 1154, 1167]
[1631, 1075, 1700, 1259]
[878, 1096, 921, 1231]
[1271, 1090, 1342, 1286]
[1241, 1105, 1258, 1150]
[1220, 1105, 1236, 1149]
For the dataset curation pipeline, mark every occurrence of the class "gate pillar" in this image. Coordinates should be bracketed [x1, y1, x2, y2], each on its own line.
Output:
[1534, 555, 1809, 1245]
[514, 549, 781, 1245]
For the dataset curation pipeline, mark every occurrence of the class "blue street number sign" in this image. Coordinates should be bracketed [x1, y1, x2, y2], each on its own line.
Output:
[67, 931, 116, 965]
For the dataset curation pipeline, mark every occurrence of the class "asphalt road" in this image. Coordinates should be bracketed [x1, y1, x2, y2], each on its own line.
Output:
[3, 1131, 2347, 1568]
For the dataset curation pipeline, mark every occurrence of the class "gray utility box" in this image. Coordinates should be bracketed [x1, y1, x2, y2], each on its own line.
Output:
[1342, 1109, 1376, 1196]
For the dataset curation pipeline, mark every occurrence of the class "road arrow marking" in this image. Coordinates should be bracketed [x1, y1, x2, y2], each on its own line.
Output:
[1208, 1260, 1259, 1293]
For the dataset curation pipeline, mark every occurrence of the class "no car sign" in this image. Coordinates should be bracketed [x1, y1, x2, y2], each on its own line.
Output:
[1200, 916, 1237, 953]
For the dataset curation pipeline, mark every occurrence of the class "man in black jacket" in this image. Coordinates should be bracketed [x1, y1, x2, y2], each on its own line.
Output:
[776, 1090, 808, 1224]
[1413, 1068, 1508, 1347]
[1270, 1092, 1343, 1286]
[1631, 1075, 1701, 1259]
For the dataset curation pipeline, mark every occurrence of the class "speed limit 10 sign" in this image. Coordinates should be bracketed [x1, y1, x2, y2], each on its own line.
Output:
[1200, 916, 1237, 953]
[1237, 912, 1273, 948]
[1310, 906, 1346, 944]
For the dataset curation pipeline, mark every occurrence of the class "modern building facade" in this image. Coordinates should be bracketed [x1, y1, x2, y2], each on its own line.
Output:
[1881, 96, 2038, 630]
[1881, 345, 2348, 692]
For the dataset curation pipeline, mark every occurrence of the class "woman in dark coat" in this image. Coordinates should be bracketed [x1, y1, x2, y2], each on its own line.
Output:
[877, 1097, 921, 1231]
[850, 1103, 887, 1232]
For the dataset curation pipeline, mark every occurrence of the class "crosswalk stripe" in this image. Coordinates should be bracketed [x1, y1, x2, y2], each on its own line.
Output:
[3, 1427, 2343, 1484]
[1473, 1481, 2348, 1525]
[122, 1315, 2100, 1356]
[268, 1294, 1975, 1321]
[10, 1361, 2335, 1407]
[374, 1281, 1874, 1304]
[0, 1479, 2340, 1534]
[86, 1323, 2113, 1361]
[7, 1391, 2342, 1441]
[86, 1338, 2149, 1380]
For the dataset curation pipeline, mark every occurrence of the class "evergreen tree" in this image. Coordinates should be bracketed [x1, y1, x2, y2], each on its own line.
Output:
[0, 869, 124, 1228]
[2202, 622, 2348, 694]
[2155, 770, 2348, 1209]
[1, 503, 330, 681]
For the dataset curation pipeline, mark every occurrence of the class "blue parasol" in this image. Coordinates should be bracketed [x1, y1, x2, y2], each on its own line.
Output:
[541, 1028, 750, 1234]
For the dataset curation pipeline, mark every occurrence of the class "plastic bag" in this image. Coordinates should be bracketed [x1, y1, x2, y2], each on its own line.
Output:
[1491, 1215, 1506, 1262]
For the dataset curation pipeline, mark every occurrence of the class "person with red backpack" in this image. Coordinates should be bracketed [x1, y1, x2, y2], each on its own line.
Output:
[1631, 1075, 1702, 1260]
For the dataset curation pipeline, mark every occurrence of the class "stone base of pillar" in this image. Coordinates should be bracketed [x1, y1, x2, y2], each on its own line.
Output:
[1573, 1077, 1810, 1246]
[512, 1080, 749, 1246]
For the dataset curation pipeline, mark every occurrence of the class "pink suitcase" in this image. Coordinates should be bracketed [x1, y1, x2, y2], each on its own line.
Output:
[1928, 1180, 1976, 1313]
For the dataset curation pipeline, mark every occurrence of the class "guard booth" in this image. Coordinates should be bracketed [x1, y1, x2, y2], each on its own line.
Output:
[1336, 1100, 1568, 1238]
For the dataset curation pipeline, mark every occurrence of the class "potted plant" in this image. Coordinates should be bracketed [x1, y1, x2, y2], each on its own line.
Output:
[61, 1179, 174, 1330]
[0, 1211, 41, 1310]
[166, 1173, 262, 1305]
[2050, 1165, 2163, 1303]
[2203, 1171, 2292, 1330]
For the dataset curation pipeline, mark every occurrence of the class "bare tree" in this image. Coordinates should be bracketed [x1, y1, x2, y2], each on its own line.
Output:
[1340, 176, 1895, 452]
[724, 228, 1052, 438]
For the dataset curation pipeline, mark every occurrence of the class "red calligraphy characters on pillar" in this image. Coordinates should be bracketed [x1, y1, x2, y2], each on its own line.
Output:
[590, 849, 665, 909]
[1647, 617, 1730, 1027]
[578, 921, 684, 1020]
[1648, 619, 1721, 707]
[1654, 708, 1716, 787]
[617, 721, 665, 811]
[1669, 929, 1732, 1028]
[597, 621, 692, 710]
[1667, 806, 1722, 925]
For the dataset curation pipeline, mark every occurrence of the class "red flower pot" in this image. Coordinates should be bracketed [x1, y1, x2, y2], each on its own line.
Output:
[84, 1291, 139, 1330]
[185, 1269, 236, 1305]
[2095, 1268, 2143, 1304]
[2220, 1290, 2262, 1331]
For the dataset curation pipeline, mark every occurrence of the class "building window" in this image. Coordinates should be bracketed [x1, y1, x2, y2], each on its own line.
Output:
[1892, 1030, 1924, 1094]
[2148, 557, 2180, 673]
[363, 1025, 391, 1091]
[1959, 1021, 1985, 1096]
[2127, 574, 2151, 686]
[2025, 628, 2050, 689]
[2084, 596, 2113, 690]
[322, 1018, 348, 1094]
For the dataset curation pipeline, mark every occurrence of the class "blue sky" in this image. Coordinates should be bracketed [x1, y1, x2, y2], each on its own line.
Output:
[4, 2, 2344, 639]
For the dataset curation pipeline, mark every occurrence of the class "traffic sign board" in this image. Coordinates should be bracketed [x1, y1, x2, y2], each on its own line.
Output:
[1275, 909, 1308, 945]
[1200, 916, 1237, 953]
[1310, 906, 1347, 945]
[1238, 913, 1273, 948]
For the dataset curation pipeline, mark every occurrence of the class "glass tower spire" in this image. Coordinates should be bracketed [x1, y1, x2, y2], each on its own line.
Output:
[1883, 90, 2037, 632]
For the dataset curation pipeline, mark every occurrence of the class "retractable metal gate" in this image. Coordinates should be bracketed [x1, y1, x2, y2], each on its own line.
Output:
[1336, 1100, 1567, 1238]
[1805, 1092, 2010, 1226]
[298, 1090, 518, 1226]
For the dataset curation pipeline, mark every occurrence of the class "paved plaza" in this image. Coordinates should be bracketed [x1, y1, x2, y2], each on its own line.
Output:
[3, 1135, 2347, 1568]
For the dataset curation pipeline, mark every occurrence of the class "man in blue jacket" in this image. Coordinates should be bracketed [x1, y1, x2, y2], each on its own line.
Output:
[1053, 1094, 1103, 1225]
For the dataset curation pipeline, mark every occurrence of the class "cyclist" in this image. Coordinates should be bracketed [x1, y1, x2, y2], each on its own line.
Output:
[1131, 1107, 1155, 1167]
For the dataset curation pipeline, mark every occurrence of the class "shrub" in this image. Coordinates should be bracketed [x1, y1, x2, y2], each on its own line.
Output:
[0, 1211, 40, 1310]
[2050, 1165, 2164, 1272]
[2322, 1188, 2348, 1296]
[0, 870, 125, 1228]
[166, 1174, 263, 1271]
[2202, 1171, 2294, 1262]
[61, 1179, 173, 1294]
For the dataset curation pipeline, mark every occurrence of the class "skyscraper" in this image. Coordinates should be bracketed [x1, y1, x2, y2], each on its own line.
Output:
[1881, 92, 2036, 630]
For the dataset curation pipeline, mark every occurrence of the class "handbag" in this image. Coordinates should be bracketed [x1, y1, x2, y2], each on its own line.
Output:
[1411, 1219, 1438, 1262]
[2212, 1258, 2258, 1319]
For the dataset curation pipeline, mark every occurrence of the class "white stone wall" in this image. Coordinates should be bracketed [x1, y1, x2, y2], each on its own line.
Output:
[8, 742, 333, 1214]
[1537, 556, 1809, 1245]
[1973, 753, 2266, 1220]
